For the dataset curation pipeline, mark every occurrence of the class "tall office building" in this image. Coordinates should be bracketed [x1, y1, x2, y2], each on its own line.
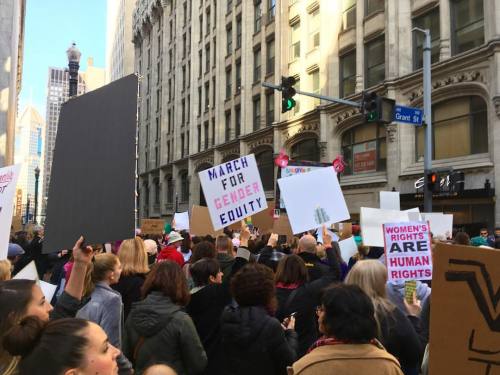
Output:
[133, 0, 500, 229]
[42, 60, 105, 218]
[106, 0, 137, 82]
[14, 105, 44, 223]
[0, 0, 26, 167]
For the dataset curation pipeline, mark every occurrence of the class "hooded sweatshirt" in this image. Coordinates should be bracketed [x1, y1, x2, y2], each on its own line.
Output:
[123, 292, 207, 375]
[157, 245, 185, 267]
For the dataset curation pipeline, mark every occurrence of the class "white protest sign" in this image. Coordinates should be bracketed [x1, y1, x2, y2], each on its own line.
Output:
[198, 154, 267, 230]
[279, 165, 327, 209]
[173, 211, 190, 231]
[338, 236, 358, 263]
[360, 207, 411, 247]
[13, 260, 39, 280]
[383, 221, 433, 282]
[422, 213, 453, 239]
[316, 227, 339, 244]
[278, 167, 350, 234]
[380, 191, 400, 211]
[39, 281, 57, 302]
[0, 164, 21, 260]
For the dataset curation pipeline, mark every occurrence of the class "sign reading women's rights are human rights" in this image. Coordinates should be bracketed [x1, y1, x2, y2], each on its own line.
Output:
[199, 154, 268, 230]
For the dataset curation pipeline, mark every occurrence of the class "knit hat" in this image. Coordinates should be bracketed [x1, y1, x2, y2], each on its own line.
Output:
[144, 239, 158, 255]
[8, 243, 25, 257]
[167, 231, 184, 245]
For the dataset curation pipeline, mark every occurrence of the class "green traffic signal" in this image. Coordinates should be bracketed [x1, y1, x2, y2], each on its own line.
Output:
[366, 111, 378, 122]
[286, 98, 296, 110]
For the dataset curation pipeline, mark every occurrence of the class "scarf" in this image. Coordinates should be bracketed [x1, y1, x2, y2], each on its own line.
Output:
[307, 337, 384, 354]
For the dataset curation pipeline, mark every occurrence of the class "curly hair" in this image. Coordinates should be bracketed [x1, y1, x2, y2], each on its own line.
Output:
[230, 263, 277, 313]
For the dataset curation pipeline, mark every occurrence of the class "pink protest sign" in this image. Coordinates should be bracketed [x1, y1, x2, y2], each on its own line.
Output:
[383, 221, 433, 282]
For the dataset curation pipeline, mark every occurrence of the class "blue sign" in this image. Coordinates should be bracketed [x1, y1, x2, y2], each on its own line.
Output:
[393, 105, 423, 126]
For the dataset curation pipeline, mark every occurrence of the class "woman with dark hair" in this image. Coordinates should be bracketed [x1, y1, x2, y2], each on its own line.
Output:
[179, 231, 192, 263]
[291, 284, 403, 375]
[220, 263, 298, 375]
[123, 261, 207, 375]
[3, 316, 120, 375]
[0, 237, 93, 375]
[454, 232, 471, 246]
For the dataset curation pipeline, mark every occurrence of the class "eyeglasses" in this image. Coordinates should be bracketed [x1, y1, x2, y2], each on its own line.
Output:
[480, 232, 488, 236]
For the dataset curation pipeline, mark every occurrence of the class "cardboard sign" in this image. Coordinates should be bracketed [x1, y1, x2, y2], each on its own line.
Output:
[429, 243, 500, 375]
[251, 201, 275, 232]
[272, 214, 294, 239]
[173, 211, 190, 231]
[198, 154, 268, 230]
[422, 213, 453, 239]
[360, 207, 412, 247]
[338, 236, 359, 263]
[190, 205, 223, 237]
[336, 222, 353, 240]
[383, 221, 432, 282]
[277, 167, 350, 234]
[0, 164, 21, 260]
[379, 191, 400, 211]
[141, 219, 165, 235]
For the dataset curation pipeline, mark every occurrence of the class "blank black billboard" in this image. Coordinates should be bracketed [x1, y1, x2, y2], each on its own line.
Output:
[43, 74, 137, 253]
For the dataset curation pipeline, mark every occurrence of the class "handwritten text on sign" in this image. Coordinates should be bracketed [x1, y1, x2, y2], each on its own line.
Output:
[383, 221, 433, 282]
[199, 154, 267, 230]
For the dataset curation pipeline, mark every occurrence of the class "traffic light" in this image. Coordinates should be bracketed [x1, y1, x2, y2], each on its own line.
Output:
[362, 91, 379, 122]
[281, 76, 297, 113]
[427, 171, 440, 193]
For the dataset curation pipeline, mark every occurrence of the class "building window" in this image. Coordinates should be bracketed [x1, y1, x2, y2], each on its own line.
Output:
[255, 149, 274, 191]
[183, 2, 187, 25]
[451, 0, 484, 55]
[341, 0, 356, 31]
[225, 111, 232, 141]
[166, 176, 173, 204]
[226, 68, 232, 99]
[416, 96, 488, 161]
[294, 78, 300, 114]
[413, 8, 440, 69]
[340, 50, 356, 97]
[181, 99, 186, 125]
[290, 21, 301, 61]
[266, 92, 274, 126]
[227, 0, 232, 13]
[182, 33, 187, 58]
[205, 82, 210, 110]
[181, 133, 185, 158]
[366, 0, 384, 16]
[235, 105, 241, 136]
[291, 138, 320, 162]
[204, 121, 209, 149]
[206, 8, 211, 33]
[226, 26, 233, 55]
[198, 86, 202, 115]
[199, 15, 203, 41]
[197, 125, 202, 151]
[235, 61, 241, 92]
[253, 48, 261, 83]
[266, 39, 275, 74]
[342, 123, 386, 175]
[253, 96, 261, 131]
[254, 0, 262, 32]
[267, 0, 276, 22]
[309, 9, 320, 49]
[205, 44, 210, 71]
[365, 36, 385, 88]
[236, 17, 242, 49]
[198, 51, 202, 77]
[180, 171, 189, 202]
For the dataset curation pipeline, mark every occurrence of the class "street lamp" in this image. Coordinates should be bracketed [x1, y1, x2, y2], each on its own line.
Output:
[66, 42, 81, 98]
[34, 167, 40, 224]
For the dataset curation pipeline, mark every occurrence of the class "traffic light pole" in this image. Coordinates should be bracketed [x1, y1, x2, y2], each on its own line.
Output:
[414, 28, 433, 212]
[262, 82, 361, 108]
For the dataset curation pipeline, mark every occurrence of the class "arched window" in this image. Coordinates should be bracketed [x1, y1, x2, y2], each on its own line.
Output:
[416, 96, 487, 161]
[255, 149, 274, 191]
[291, 138, 320, 162]
[341, 123, 386, 175]
[180, 171, 189, 202]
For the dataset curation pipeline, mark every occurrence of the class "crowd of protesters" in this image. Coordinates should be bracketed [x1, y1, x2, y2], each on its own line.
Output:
[0, 223, 499, 375]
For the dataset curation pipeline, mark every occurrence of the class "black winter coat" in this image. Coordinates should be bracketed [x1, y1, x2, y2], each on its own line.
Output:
[112, 273, 146, 320]
[220, 305, 298, 375]
[297, 252, 330, 282]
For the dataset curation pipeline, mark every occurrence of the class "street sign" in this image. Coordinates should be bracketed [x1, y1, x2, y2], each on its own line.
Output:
[393, 105, 423, 126]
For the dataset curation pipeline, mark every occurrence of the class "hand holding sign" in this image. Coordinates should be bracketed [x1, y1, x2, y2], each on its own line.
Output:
[73, 236, 93, 267]
[322, 225, 333, 247]
[268, 233, 279, 248]
[240, 221, 251, 247]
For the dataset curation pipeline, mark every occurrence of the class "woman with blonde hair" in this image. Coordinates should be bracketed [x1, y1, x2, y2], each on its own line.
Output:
[113, 237, 150, 319]
[0, 260, 11, 281]
[345, 260, 422, 375]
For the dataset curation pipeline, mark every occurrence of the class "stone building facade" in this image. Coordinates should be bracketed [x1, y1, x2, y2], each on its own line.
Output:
[134, 0, 500, 231]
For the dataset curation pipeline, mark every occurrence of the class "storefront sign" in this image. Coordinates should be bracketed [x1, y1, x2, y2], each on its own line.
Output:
[353, 141, 377, 173]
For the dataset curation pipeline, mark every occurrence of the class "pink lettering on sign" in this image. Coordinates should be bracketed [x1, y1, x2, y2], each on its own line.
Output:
[214, 183, 261, 209]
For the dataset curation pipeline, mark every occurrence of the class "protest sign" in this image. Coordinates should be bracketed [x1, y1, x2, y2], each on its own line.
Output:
[13, 260, 38, 280]
[316, 227, 339, 244]
[44, 75, 137, 253]
[190, 205, 223, 237]
[429, 243, 500, 375]
[383, 221, 432, 282]
[338, 236, 358, 263]
[335, 222, 353, 240]
[272, 214, 294, 239]
[252, 201, 275, 232]
[198, 154, 268, 230]
[277, 167, 350, 234]
[173, 211, 190, 231]
[422, 213, 453, 239]
[40, 281, 57, 302]
[379, 191, 400, 211]
[0, 164, 21, 260]
[360, 207, 411, 247]
[141, 219, 165, 235]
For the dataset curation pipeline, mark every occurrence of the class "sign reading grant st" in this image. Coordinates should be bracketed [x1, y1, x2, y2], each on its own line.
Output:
[199, 154, 267, 230]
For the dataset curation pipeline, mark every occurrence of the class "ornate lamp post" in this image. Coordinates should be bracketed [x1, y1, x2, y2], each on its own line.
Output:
[66, 42, 82, 97]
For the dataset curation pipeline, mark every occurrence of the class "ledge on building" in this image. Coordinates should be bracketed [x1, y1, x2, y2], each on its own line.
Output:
[401, 153, 493, 177]
[340, 171, 387, 187]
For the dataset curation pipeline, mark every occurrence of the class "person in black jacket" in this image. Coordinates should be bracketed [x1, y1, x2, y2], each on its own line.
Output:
[220, 263, 298, 375]
[275, 228, 341, 356]
[296, 234, 330, 282]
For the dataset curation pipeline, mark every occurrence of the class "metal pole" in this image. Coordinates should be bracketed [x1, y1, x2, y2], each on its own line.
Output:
[34, 170, 40, 224]
[422, 29, 433, 212]
[25, 196, 30, 225]
[68, 61, 79, 97]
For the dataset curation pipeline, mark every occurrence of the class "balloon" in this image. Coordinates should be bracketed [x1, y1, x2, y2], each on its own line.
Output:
[274, 149, 289, 168]
[333, 155, 346, 173]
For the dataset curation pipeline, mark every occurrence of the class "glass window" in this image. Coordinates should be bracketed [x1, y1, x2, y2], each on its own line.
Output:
[255, 149, 274, 191]
[309, 9, 320, 49]
[226, 68, 232, 99]
[235, 106, 241, 136]
[266, 92, 274, 126]
[255, 0, 262, 32]
[294, 78, 301, 114]
[451, 0, 484, 54]
[236, 18, 242, 48]
[340, 50, 356, 97]
[268, 0, 276, 22]
[365, 36, 385, 88]
[236, 61, 241, 91]
[254, 49, 261, 82]
[226, 26, 232, 55]
[342, 0, 356, 31]
[413, 8, 440, 69]
[290, 22, 301, 61]
[225, 111, 232, 141]
[227, 0, 232, 13]
[266, 39, 275, 74]
[291, 138, 320, 162]
[253, 96, 261, 131]
[416, 96, 488, 161]
[180, 172, 189, 202]
[366, 0, 384, 15]
[166, 176, 173, 203]
[341, 123, 386, 175]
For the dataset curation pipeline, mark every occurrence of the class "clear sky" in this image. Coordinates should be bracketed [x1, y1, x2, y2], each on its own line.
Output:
[19, 0, 107, 117]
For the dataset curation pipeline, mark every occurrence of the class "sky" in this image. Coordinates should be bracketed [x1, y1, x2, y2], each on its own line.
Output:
[19, 0, 107, 117]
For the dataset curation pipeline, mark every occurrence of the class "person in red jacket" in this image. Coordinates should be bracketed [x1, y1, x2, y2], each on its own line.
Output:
[157, 231, 185, 267]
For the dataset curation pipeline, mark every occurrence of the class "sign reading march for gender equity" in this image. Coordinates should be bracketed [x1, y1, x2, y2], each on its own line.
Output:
[383, 221, 433, 282]
[0, 164, 21, 260]
[199, 154, 267, 230]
